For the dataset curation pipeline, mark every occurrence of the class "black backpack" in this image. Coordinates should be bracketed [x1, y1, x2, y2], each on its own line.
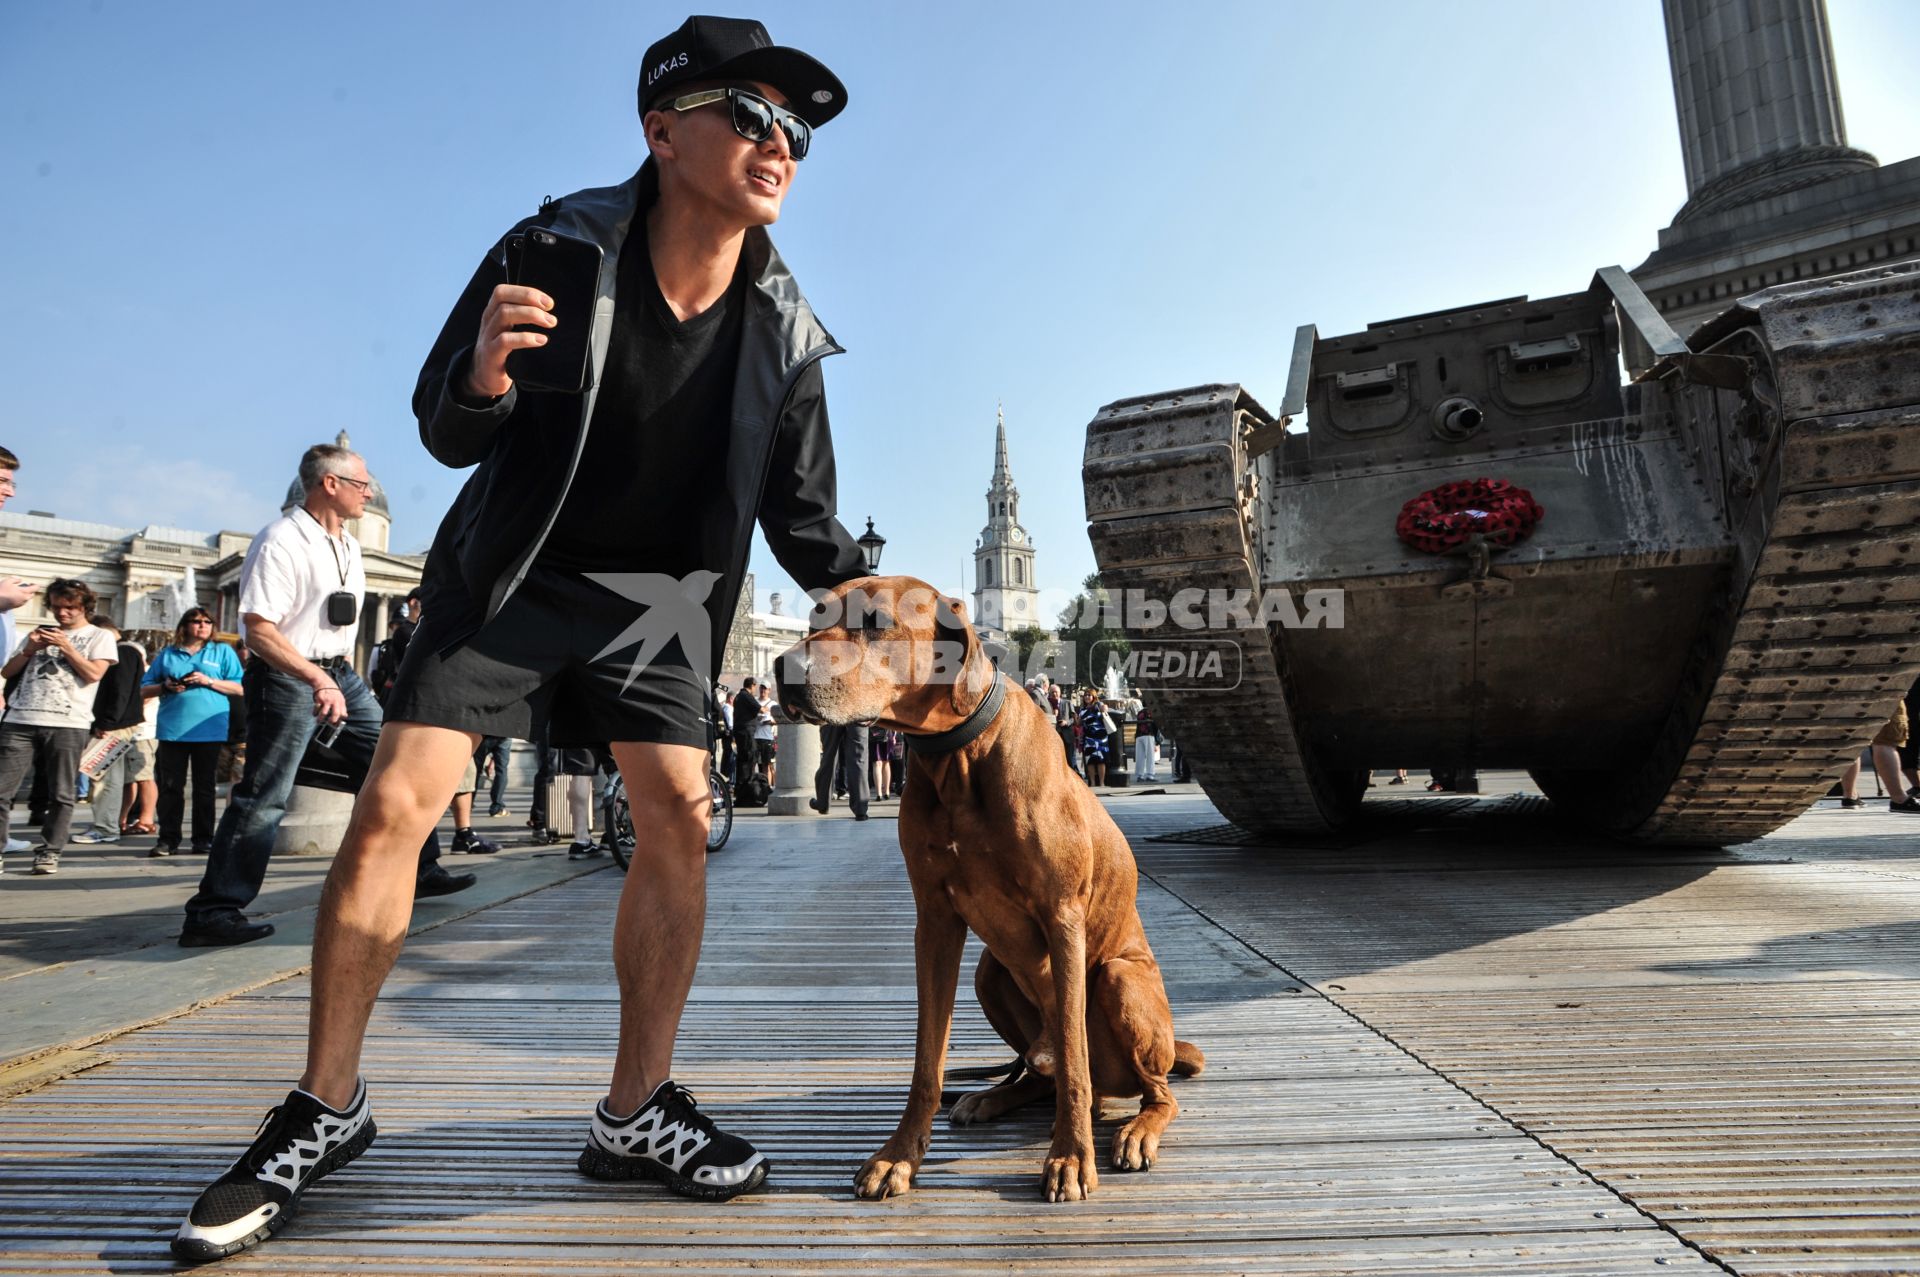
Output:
[371, 623, 414, 705]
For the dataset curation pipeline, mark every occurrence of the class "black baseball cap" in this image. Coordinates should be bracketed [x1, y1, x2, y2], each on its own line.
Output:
[639, 15, 847, 128]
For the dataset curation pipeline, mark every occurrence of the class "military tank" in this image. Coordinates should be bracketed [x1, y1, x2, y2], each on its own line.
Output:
[1082, 262, 1920, 845]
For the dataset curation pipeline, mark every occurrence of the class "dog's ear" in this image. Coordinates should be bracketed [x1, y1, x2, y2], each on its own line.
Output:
[937, 595, 988, 714]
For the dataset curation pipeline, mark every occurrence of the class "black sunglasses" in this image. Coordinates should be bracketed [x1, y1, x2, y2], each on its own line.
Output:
[668, 87, 811, 161]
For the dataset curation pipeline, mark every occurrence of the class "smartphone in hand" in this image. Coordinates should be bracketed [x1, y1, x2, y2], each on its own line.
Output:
[503, 226, 603, 394]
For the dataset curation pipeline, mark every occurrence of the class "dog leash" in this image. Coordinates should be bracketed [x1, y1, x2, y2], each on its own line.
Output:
[904, 673, 1009, 757]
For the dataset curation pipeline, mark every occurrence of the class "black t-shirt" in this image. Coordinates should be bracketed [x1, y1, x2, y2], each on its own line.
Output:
[90, 641, 147, 733]
[538, 210, 746, 573]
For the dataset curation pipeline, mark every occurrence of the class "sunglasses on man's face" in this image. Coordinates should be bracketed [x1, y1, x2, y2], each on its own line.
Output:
[668, 87, 811, 161]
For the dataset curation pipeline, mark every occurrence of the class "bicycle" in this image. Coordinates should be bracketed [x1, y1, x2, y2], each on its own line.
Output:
[606, 766, 733, 871]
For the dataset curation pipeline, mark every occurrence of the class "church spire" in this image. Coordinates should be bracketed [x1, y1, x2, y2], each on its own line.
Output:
[992, 402, 1012, 488]
[974, 401, 1036, 634]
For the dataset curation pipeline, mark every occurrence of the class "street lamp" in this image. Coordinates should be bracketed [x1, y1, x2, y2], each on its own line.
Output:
[857, 517, 886, 574]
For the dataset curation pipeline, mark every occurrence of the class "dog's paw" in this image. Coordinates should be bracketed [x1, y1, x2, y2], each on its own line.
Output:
[949, 1089, 989, 1126]
[1110, 1120, 1159, 1171]
[854, 1152, 917, 1200]
[1041, 1146, 1098, 1202]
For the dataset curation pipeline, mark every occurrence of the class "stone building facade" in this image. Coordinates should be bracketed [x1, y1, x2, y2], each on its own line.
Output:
[717, 574, 809, 689]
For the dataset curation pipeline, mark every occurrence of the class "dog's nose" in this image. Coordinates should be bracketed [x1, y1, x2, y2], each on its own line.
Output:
[774, 649, 812, 715]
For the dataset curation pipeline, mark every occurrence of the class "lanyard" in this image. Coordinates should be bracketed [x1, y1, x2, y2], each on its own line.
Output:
[297, 506, 352, 587]
[325, 534, 349, 588]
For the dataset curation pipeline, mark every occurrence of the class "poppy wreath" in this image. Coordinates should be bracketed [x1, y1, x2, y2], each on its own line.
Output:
[1395, 478, 1545, 555]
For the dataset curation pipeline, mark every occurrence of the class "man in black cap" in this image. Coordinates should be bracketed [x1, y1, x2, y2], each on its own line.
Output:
[174, 15, 868, 1262]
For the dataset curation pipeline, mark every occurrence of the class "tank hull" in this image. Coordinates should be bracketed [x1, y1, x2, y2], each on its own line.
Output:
[1083, 263, 1920, 845]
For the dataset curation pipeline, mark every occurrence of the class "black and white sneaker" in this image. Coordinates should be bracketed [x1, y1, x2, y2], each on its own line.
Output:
[172, 1082, 376, 1264]
[577, 1080, 767, 1200]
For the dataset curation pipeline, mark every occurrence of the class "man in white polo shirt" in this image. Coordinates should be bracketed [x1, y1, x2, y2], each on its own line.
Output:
[180, 442, 473, 947]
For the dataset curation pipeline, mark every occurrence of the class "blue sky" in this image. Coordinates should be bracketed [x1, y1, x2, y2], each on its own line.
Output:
[5, 1, 1918, 613]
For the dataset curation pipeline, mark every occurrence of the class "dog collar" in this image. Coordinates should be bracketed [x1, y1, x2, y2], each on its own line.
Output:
[905, 673, 1008, 757]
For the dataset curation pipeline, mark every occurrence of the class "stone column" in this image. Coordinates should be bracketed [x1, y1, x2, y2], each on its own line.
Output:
[273, 786, 356, 857]
[1663, 0, 1874, 217]
[766, 707, 823, 815]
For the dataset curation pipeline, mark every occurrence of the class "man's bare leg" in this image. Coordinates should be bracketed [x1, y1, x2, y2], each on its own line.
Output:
[1872, 744, 1910, 800]
[604, 740, 711, 1114]
[300, 722, 479, 1108]
[452, 790, 474, 827]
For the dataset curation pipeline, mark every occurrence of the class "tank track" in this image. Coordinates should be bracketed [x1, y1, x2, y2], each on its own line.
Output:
[1083, 386, 1360, 833]
[1536, 262, 1920, 844]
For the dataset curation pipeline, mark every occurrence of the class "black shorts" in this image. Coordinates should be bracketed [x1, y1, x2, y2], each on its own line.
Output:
[386, 564, 710, 750]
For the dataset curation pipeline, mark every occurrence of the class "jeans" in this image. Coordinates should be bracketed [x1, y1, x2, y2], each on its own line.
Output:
[87, 731, 146, 834]
[0, 723, 87, 850]
[185, 660, 441, 926]
[480, 735, 510, 810]
[157, 740, 223, 849]
[528, 721, 555, 827]
[814, 723, 869, 817]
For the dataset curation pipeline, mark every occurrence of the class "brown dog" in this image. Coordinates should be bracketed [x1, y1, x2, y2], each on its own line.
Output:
[775, 575, 1202, 1202]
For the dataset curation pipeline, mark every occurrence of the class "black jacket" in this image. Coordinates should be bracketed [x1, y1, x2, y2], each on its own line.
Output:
[731, 689, 761, 743]
[412, 160, 866, 679]
[90, 641, 145, 733]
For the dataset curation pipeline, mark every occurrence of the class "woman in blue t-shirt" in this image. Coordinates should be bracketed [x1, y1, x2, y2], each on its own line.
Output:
[141, 608, 244, 856]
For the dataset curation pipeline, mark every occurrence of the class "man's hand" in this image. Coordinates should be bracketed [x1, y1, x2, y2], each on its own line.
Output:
[0, 577, 34, 611]
[465, 284, 556, 399]
[241, 614, 347, 726]
[27, 626, 59, 651]
[178, 672, 209, 689]
[313, 682, 347, 726]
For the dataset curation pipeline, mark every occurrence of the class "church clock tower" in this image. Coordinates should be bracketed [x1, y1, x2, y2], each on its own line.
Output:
[972, 405, 1039, 635]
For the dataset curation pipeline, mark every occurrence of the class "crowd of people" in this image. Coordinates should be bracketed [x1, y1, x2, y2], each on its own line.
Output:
[0, 447, 468, 921]
[1024, 674, 1185, 788]
[708, 671, 1186, 815]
